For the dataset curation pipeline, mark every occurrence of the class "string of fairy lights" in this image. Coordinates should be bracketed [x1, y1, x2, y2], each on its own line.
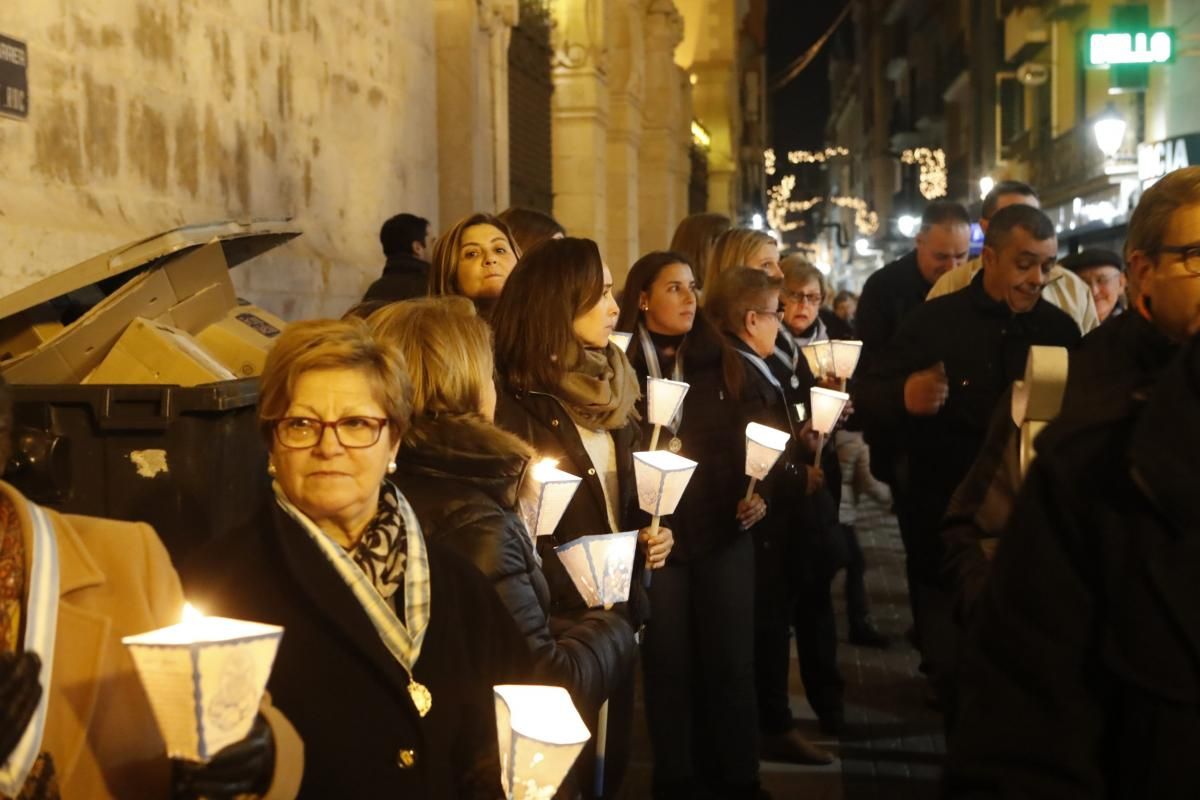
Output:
[763, 146, 947, 239]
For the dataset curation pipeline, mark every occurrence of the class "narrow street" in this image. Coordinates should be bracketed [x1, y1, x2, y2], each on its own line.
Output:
[626, 497, 945, 798]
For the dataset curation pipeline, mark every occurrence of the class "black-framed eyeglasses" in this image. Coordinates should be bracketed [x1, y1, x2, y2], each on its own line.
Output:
[272, 417, 390, 449]
[1157, 243, 1200, 275]
[783, 291, 823, 306]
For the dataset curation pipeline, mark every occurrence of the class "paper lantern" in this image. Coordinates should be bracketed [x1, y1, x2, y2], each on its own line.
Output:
[495, 685, 591, 800]
[123, 604, 282, 761]
[744, 422, 790, 480]
[633, 450, 698, 517]
[829, 340, 863, 380]
[608, 332, 633, 353]
[810, 386, 849, 435]
[555, 531, 638, 610]
[519, 459, 583, 538]
[645, 378, 689, 429]
[800, 341, 834, 379]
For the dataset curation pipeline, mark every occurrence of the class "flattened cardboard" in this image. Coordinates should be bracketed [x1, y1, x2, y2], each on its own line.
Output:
[85, 318, 236, 387]
[2, 241, 233, 384]
[195, 305, 287, 378]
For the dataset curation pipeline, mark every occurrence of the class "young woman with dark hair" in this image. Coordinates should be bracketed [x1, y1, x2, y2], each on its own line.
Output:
[428, 213, 521, 317]
[491, 237, 673, 799]
[617, 251, 772, 798]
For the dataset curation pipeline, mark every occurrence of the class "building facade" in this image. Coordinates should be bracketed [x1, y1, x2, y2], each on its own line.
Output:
[0, 0, 762, 319]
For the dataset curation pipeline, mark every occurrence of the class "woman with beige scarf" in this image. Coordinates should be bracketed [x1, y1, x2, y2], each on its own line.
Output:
[492, 237, 673, 799]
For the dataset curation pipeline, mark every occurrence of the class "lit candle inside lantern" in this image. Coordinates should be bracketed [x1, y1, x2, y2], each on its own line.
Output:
[801, 341, 835, 381]
[122, 603, 283, 762]
[645, 378, 690, 451]
[809, 386, 850, 465]
[494, 684, 591, 800]
[555, 531, 639, 611]
[608, 331, 633, 353]
[520, 458, 583, 539]
[744, 422, 791, 501]
[829, 340, 863, 389]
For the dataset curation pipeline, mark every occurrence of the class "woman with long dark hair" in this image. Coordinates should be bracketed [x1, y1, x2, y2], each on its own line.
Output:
[491, 237, 673, 799]
[616, 251, 770, 798]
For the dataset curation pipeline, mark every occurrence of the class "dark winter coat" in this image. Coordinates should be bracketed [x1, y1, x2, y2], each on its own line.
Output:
[941, 310, 1178, 619]
[493, 388, 650, 623]
[855, 250, 935, 483]
[394, 413, 636, 713]
[624, 322, 749, 563]
[945, 332, 1200, 800]
[854, 273, 1080, 578]
[182, 493, 530, 799]
[361, 252, 430, 304]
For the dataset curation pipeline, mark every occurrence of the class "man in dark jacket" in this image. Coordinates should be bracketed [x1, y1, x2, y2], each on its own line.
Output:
[946, 166, 1200, 798]
[855, 205, 1080, 699]
[362, 213, 432, 304]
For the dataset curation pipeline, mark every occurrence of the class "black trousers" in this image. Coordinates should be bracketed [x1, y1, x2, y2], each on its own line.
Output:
[793, 559, 844, 720]
[842, 523, 870, 624]
[752, 521, 800, 736]
[642, 533, 759, 793]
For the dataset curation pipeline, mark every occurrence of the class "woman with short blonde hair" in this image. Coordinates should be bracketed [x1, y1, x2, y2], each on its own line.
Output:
[187, 316, 531, 797]
[368, 296, 637, 750]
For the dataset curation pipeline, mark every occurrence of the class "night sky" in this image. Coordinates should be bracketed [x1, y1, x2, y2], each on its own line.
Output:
[766, 1, 851, 155]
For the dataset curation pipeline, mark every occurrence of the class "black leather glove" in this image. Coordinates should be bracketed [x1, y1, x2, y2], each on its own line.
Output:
[172, 712, 275, 799]
[0, 651, 43, 765]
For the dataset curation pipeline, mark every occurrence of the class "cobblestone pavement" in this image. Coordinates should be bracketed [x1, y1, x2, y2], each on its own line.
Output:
[624, 497, 945, 799]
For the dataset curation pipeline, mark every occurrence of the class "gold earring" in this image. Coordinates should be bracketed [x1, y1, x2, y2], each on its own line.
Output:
[387, 461, 397, 475]
[267, 463, 277, 477]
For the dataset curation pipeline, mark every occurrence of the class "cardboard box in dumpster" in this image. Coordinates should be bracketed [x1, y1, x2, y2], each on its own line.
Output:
[0, 240, 236, 384]
[196, 304, 287, 378]
[85, 318, 237, 386]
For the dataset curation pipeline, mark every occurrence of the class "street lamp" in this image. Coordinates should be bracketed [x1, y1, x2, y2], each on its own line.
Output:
[1093, 104, 1127, 160]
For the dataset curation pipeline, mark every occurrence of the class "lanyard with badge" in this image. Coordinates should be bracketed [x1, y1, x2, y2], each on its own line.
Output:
[637, 324, 685, 453]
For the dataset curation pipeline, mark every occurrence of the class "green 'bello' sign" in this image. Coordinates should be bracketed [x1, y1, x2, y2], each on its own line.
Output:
[1087, 29, 1175, 67]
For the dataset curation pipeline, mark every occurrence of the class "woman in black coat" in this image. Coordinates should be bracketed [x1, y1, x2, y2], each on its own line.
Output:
[616, 251, 767, 799]
[369, 297, 636, 716]
[182, 318, 530, 798]
[705, 266, 834, 769]
[491, 237, 674, 799]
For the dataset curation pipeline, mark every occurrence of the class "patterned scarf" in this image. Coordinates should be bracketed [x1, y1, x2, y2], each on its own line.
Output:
[348, 486, 407, 615]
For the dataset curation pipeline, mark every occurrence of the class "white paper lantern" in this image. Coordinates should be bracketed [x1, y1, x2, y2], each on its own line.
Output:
[495, 685, 591, 800]
[810, 386, 850, 435]
[829, 340, 863, 380]
[645, 378, 690, 429]
[800, 341, 834, 379]
[519, 459, 583, 538]
[744, 422, 790, 480]
[123, 604, 282, 762]
[555, 531, 638, 609]
[633, 450, 698, 517]
[608, 332, 633, 353]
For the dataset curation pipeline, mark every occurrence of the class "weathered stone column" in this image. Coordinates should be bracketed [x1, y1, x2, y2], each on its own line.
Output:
[550, 0, 609, 247]
[434, 0, 517, 228]
[605, 1, 644, 278]
[638, 0, 687, 253]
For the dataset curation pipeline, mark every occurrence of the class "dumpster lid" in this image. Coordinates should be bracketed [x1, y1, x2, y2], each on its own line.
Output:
[0, 219, 300, 320]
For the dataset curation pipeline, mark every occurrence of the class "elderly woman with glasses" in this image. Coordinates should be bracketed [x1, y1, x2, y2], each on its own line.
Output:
[184, 318, 529, 798]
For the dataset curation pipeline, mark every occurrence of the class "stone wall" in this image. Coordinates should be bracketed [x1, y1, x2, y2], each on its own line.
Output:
[0, 0, 439, 321]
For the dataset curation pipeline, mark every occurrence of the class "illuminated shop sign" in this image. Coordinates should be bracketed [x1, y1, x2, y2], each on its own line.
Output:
[1137, 133, 1200, 189]
[1087, 29, 1174, 67]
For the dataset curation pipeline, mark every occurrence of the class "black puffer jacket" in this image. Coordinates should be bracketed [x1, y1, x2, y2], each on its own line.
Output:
[395, 414, 636, 713]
